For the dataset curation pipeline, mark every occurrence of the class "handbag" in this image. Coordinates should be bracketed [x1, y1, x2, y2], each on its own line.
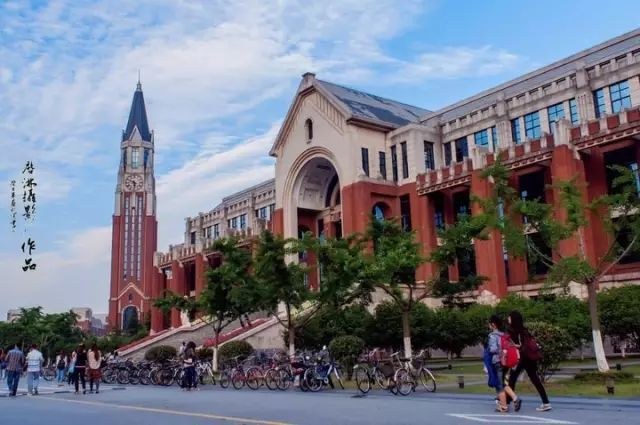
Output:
[68, 362, 76, 374]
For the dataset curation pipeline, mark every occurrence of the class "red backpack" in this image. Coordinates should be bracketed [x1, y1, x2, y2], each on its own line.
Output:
[500, 333, 520, 368]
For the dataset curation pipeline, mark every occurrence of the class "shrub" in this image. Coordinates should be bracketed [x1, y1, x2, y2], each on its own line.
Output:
[329, 335, 365, 380]
[290, 305, 373, 350]
[527, 321, 576, 381]
[196, 347, 213, 360]
[573, 370, 635, 384]
[144, 345, 177, 362]
[218, 340, 254, 364]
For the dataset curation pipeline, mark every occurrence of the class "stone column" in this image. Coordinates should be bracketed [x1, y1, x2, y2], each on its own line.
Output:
[150, 267, 165, 333]
[506, 175, 528, 286]
[195, 253, 207, 297]
[414, 190, 438, 283]
[170, 260, 185, 328]
[471, 170, 508, 298]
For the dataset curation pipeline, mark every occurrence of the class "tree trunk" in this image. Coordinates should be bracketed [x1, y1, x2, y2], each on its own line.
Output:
[587, 281, 610, 372]
[288, 325, 296, 357]
[212, 345, 219, 372]
[401, 310, 412, 359]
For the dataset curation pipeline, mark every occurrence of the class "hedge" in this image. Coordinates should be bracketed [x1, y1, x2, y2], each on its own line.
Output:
[218, 340, 254, 364]
[144, 345, 177, 362]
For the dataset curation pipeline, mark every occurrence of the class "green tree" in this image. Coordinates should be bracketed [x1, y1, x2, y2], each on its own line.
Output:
[432, 307, 488, 359]
[527, 321, 575, 381]
[476, 159, 640, 372]
[598, 285, 640, 357]
[155, 237, 258, 370]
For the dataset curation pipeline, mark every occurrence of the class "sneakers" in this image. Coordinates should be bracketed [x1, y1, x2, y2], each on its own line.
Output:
[514, 398, 522, 412]
[536, 404, 553, 412]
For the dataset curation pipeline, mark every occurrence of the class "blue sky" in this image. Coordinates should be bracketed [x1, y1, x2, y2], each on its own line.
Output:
[1, 0, 638, 317]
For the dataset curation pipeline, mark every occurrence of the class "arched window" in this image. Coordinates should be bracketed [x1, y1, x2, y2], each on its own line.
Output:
[372, 203, 386, 221]
[122, 306, 138, 331]
[305, 119, 313, 142]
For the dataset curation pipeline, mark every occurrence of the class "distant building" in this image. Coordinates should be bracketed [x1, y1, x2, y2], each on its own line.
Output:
[6, 309, 22, 322]
[71, 307, 107, 336]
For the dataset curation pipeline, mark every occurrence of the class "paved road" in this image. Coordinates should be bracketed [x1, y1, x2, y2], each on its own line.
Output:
[2, 381, 639, 425]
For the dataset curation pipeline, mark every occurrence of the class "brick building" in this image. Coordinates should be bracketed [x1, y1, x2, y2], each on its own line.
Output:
[109, 29, 640, 334]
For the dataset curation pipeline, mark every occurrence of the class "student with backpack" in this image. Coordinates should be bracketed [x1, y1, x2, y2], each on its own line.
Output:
[488, 315, 520, 413]
[55, 351, 67, 386]
[507, 310, 552, 412]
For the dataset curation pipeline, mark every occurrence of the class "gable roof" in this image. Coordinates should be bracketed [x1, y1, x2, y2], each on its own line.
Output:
[269, 74, 430, 156]
[317, 79, 430, 127]
[123, 82, 152, 142]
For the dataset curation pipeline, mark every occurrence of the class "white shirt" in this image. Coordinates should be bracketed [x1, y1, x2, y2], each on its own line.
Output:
[26, 349, 43, 372]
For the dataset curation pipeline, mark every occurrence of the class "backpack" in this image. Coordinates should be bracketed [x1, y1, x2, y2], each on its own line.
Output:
[522, 333, 543, 361]
[500, 333, 520, 368]
[57, 358, 65, 370]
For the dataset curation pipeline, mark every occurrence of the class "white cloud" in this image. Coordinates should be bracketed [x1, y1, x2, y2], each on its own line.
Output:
[156, 122, 280, 248]
[0, 226, 112, 317]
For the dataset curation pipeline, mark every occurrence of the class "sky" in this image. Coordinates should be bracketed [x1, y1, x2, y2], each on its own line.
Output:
[1, 0, 639, 318]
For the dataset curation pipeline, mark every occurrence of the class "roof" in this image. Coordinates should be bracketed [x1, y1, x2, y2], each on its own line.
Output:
[429, 28, 640, 123]
[317, 79, 430, 127]
[123, 82, 152, 141]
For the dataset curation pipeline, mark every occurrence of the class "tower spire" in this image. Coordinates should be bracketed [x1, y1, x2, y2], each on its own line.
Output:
[123, 79, 151, 141]
[137, 69, 141, 91]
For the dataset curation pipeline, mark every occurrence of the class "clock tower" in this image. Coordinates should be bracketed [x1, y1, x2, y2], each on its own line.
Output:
[108, 81, 158, 332]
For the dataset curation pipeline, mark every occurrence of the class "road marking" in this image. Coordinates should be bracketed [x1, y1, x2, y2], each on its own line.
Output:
[447, 414, 578, 424]
[35, 396, 294, 425]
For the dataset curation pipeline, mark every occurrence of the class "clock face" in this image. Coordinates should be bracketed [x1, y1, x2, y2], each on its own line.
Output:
[124, 174, 143, 192]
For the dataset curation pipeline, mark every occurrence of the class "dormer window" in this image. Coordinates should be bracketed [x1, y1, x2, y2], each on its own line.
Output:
[305, 119, 313, 142]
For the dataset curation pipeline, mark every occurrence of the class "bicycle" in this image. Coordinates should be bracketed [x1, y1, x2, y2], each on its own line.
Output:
[353, 349, 396, 394]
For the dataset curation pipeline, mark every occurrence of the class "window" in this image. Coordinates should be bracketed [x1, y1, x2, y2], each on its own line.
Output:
[444, 142, 452, 166]
[400, 142, 409, 179]
[213, 224, 220, 239]
[491, 126, 498, 151]
[524, 111, 541, 139]
[257, 206, 268, 220]
[454, 137, 468, 162]
[122, 149, 127, 167]
[204, 226, 212, 239]
[143, 148, 150, 168]
[474, 129, 489, 147]
[432, 193, 445, 231]
[610, 80, 631, 113]
[372, 204, 385, 221]
[453, 190, 470, 219]
[361, 147, 370, 177]
[511, 118, 522, 144]
[305, 119, 313, 141]
[190, 231, 196, 245]
[391, 145, 398, 182]
[423, 141, 435, 170]
[228, 217, 238, 229]
[239, 214, 247, 230]
[569, 98, 579, 125]
[269, 203, 275, 218]
[132, 148, 140, 168]
[547, 103, 564, 134]
[400, 195, 412, 231]
[379, 151, 387, 179]
[593, 88, 606, 118]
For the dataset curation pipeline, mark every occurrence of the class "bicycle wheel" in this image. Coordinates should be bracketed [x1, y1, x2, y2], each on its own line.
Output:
[139, 369, 150, 385]
[419, 368, 436, 393]
[332, 367, 345, 390]
[117, 369, 130, 385]
[303, 368, 322, 392]
[354, 367, 371, 394]
[160, 368, 174, 386]
[129, 369, 140, 385]
[264, 369, 279, 391]
[219, 371, 230, 389]
[373, 368, 390, 390]
[393, 368, 413, 396]
[277, 369, 292, 391]
[231, 371, 245, 390]
[246, 367, 263, 390]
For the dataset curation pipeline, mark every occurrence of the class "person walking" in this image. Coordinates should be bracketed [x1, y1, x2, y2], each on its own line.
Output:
[488, 315, 520, 413]
[0, 348, 6, 382]
[26, 344, 44, 395]
[507, 310, 552, 412]
[67, 350, 76, 387]
[87, 344, 102, 394]
[55, 351, 67, 387]
[182, 341, 197, 391]
[5, 344, 25, 396]
[72, 344, 88, 394]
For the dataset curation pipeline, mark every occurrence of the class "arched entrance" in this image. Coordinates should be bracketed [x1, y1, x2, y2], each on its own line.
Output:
[285, 155, 342, 289]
